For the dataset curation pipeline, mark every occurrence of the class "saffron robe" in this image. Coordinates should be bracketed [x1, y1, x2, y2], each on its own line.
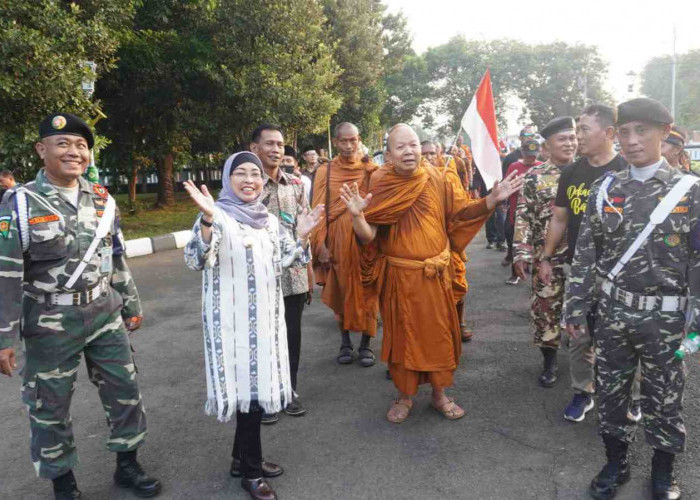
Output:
[362, 163, 491, 394]
[310, 156, 380, 334]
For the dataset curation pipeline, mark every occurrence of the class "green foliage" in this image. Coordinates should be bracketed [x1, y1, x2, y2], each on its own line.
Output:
[0, 0, 135, 180]
[641, 50, 700, 130]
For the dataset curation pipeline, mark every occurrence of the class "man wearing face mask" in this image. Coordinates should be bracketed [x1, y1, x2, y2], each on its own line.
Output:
[513, 116, 577, 389]
[282, 145, 311, 200]
[300, 145, 320, 199]
[251, 125, 312, 421]
[0, 113, 160, 500]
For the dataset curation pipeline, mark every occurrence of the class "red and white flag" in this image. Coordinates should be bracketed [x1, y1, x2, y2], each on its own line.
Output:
[461, 69, 501, 190]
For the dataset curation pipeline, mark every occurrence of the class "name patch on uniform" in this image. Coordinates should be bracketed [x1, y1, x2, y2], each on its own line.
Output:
[659, 195, 689, 214]
[29, 214, 60, 225]
[0, 216, 10, 238]
[604, 196, 625, 214]
[93, 184, 108, 199]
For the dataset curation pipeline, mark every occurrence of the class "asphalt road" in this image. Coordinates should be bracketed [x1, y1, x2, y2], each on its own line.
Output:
[1, 231, 699, 500]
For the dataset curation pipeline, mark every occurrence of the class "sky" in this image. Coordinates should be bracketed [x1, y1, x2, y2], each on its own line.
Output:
[384, 0, 700, 135]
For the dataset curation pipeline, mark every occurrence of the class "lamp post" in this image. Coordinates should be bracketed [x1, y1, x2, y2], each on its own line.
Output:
[82, 61, 100, 183]
[626, 71, 637, 96]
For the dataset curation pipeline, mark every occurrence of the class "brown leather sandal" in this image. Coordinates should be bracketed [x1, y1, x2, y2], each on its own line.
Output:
[386, 398, 412, 423]
[431, 397, 465, 420]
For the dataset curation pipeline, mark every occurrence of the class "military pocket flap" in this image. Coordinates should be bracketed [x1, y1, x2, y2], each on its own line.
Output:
[28, 220, 67, 260]
[602, 213, 623, 233]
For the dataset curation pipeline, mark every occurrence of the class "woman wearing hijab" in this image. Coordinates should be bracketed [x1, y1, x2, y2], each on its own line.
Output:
[184, 152, 323, 500]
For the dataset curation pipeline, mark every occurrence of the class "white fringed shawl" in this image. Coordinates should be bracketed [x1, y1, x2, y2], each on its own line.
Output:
[185, 208, 293, 420]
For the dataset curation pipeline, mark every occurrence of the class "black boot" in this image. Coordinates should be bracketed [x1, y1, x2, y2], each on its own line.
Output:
[53, 470, 81, 500]
[539, 347, 558, 388]
[589, 435, 631, 499]
[651, 450, 681, 500]
[114, 450, 162, 498]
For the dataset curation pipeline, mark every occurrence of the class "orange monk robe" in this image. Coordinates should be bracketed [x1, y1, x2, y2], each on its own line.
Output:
[361, 163, 492, 395]
[310, 156, 380, 335]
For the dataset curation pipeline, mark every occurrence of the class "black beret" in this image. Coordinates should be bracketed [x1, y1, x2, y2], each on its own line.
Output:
[39, 113, 94, 149]
[664, 125, 686, 147]
[283, 145, 297, 158]
[617, 98, 673, 126]
[540, 116, 576, 140]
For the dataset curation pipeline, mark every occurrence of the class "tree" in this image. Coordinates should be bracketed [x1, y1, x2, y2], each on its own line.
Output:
[0, 0, 136, 180]
[641, 50, 700, 131]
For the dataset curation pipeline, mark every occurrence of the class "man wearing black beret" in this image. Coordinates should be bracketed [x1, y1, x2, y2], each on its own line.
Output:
[566, 97, 700, 500]
[0, 113, 161, 499]
[513, 116, 577, 389]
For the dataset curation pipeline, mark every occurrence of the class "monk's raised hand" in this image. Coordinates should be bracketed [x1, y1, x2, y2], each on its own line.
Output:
[491, 172, 524, 203]
[340, 182, 372, 216]
[184, 180, 216, 218]
[297, 205, 325, 240]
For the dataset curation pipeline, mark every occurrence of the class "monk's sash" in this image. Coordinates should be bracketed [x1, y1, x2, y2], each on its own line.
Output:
[385, 244, 451, 284]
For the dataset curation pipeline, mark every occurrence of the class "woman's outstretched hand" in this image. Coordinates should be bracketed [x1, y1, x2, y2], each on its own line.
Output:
[183, 180, 216, 218]
[298, 205, 325, 240]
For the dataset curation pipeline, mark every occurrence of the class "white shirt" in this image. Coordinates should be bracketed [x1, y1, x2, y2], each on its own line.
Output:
[629, 158, 664, 182]
[54, 184, 80, 208]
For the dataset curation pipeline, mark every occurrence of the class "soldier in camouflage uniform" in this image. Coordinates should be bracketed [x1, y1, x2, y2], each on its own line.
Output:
[0, 114, 160, 499]
[566, 98, 700, 500]
[513, 116, 576, 388]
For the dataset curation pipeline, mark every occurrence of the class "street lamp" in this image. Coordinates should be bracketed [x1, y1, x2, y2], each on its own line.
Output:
[82, 61, 97, 98]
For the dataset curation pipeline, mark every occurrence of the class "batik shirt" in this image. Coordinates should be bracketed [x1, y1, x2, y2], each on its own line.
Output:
[261, 169, 310, 297]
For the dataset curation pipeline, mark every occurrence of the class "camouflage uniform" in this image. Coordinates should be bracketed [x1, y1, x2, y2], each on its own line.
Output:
[566, 161, 700, 453]
[0, 169, 146, 479]
[513, 160, 568, 348]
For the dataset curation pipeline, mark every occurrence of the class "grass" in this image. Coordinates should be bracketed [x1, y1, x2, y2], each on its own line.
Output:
[114, 192, 204, 240]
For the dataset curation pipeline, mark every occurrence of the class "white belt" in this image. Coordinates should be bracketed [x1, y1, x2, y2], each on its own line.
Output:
[25, 278, 109, 306]
[601, 280, 687, 312]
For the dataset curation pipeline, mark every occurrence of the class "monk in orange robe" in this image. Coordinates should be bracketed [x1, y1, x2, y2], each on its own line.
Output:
[421, 140, 475, 341]
[341, 124, 524, 423]
[310, 123, 380, 366]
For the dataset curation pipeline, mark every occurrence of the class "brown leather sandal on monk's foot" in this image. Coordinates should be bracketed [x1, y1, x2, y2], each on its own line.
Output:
[386, 398, 412, 424]
[431, 397, 465, 420]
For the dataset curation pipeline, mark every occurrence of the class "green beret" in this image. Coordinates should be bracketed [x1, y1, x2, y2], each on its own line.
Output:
[39, 113, 94, 149]
[541, 116, 576, 140]
[617, 98, 673, 127]
[664, 125, 686, 147]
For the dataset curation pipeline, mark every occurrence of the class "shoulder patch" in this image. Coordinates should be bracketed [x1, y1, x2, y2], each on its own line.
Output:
[93, 184, 108, 199]
[0, 216, 11, 238]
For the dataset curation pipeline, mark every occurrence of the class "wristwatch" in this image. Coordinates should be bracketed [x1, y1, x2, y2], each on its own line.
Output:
[201, 217, 213, 228]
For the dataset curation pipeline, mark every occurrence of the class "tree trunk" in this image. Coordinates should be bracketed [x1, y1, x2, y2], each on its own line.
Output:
[129, 164, 138, 204]
[156, 152, 175, 207]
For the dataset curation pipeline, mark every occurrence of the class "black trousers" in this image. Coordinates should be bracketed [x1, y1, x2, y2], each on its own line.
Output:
[485, 210, 506, 244]
[284, 293, 306, 391]
[232, 402, 263, 479]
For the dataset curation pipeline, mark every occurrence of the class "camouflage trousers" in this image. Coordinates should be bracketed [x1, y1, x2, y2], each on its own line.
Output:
[530, 261, 566, 348]
[20, 289, 147, 479]
[594, 298, 686, 454]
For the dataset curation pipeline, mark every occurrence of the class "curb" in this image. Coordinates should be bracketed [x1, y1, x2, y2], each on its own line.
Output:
[125, 230, 192, 259]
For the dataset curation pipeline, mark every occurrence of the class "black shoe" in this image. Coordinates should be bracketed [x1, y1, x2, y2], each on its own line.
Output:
[496, 243, 507, 251]
[241, 477, 278, 500]
[261, 412, 279, 425]
[651, 450, 681, 500]
[114, 458, 162, 498]
[285, 394, 307, 416]
[231, 459, 284, 478]
[589, 436, 631, 500]
[53, 470, 81, 500]
[539, 347, 558, 388]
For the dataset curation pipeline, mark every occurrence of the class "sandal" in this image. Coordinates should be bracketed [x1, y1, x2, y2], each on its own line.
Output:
[336, 344, 354, 364]
[431, 397, 465, 420]
[357, 347, 376, 367]
[386, 398, 412, 423]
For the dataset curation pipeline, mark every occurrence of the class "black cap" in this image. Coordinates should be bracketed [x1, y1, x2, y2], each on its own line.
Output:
[541, 116, 576, 140]
[300, 144, 316, 154]
[283, 145, 297, 158]
[664, 125, 686, 147]
[39, 113, 94, 149]
[521, 139, 541, 156]
[617, 98, 673, 126]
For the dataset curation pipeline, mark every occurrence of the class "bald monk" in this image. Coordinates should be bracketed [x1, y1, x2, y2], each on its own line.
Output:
[341, 124, 524, 423]
[310, 123, 380, 366]
[421, 140, 474, 342]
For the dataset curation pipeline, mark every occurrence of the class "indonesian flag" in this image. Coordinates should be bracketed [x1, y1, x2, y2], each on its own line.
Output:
[461, 69, 501, 190]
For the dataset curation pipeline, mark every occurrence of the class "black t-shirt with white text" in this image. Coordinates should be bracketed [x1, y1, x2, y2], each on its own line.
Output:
[555, 154, 627, 262]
